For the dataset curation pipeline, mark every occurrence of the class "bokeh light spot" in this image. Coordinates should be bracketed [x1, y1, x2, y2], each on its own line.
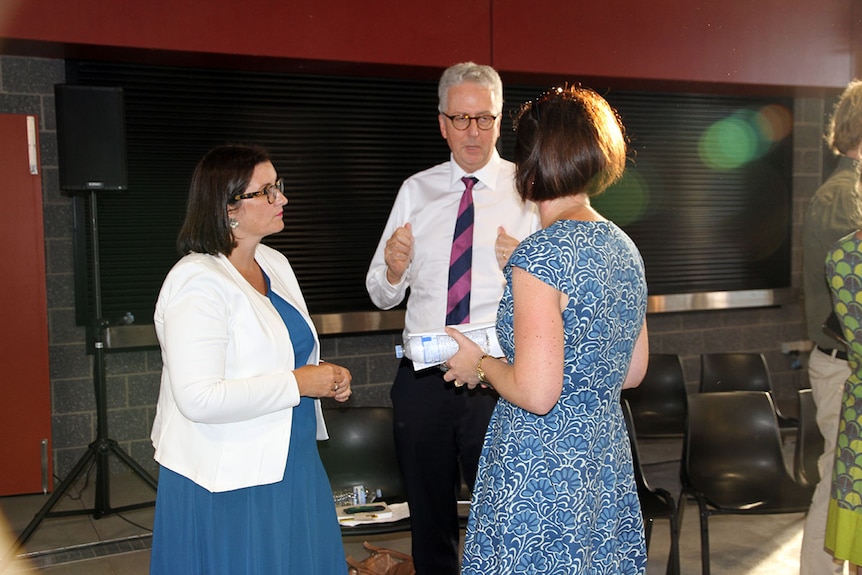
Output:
[699, 105, 792, 170]
[699, 116, 758, 169]
[757, 104, 793, 142]
[599, 169, 649, 226]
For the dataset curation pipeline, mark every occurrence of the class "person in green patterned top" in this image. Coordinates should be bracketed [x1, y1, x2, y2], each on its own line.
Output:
[824, 170, 862, 574]
[801, 79, 862, 575]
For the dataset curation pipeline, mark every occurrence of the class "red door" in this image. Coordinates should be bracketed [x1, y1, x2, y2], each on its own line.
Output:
[0, 114, 52, 495]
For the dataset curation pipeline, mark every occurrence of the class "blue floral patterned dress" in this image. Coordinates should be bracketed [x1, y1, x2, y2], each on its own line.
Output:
[460, 220, 648, 575]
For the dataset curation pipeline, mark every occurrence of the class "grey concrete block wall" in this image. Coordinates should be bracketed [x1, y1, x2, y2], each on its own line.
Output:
[0, 54, 826, 482]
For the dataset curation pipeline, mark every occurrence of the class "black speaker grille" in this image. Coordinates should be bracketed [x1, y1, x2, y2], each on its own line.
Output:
[67, 61, 792, 328]
[55, 85, 128, 191]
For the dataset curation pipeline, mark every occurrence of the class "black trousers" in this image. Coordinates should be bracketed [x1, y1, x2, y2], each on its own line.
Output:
[390, 359, 498, 575]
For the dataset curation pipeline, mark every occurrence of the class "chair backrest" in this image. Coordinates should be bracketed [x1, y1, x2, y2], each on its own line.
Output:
[622, 353, 687, 437]
[699, 352, 772, 394]
[318, 407, 406, 501]
[682, 391, 788, 508]
[622, 398, 654, 494]
[794, 388, 823, 487]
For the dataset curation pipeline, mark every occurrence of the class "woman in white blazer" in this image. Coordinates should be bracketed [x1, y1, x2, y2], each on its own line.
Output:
[149, 144, 352, 575]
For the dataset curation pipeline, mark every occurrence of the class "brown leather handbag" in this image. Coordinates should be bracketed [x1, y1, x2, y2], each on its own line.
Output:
[346, 541, 415, 575]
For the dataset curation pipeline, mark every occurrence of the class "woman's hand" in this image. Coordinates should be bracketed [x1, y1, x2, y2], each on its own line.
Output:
[294, 362, 352, 402]
[440, 327, 485, 389]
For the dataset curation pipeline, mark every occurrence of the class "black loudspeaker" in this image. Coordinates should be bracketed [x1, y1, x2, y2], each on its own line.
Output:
[55, 84, 128, 191]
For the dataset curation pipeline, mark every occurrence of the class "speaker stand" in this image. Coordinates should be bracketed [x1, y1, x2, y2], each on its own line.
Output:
[1, 191, 158, 569]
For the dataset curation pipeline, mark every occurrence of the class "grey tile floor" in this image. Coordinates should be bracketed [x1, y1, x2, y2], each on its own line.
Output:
[0, 437, 841, 574]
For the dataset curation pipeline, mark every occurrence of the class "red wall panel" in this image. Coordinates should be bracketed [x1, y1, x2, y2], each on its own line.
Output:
[0, 0, 492, 69]
[492, 0, 856, 89]
[0, 1, 858, 90]
[0, 114, 52, 495]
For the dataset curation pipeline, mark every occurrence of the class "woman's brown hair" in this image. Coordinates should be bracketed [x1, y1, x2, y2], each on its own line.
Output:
[177, 144, 270, 256]
[512, 85, 627, 202]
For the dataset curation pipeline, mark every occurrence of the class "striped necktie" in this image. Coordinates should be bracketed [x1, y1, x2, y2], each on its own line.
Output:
[446, 176, 477, 325]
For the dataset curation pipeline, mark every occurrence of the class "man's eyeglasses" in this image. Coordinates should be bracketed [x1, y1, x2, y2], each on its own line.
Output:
[440, 112, 498, 131]
[232, 178, 285, 204]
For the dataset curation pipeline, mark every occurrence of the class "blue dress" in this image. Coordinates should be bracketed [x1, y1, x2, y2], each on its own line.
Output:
[460, 220, 648, 575]
[150, 273, 346, 575]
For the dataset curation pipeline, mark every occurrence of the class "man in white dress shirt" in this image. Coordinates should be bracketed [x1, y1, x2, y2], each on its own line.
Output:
[366, 62, 539, 575]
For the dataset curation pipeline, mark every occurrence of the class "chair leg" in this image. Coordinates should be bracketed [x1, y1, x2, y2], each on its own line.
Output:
[671, 491, 686, 575]
[696, 496, 711, 575]
[644, 517, 653, 548]
[665, 491, 686, 575]
[667, 510, 681, 575]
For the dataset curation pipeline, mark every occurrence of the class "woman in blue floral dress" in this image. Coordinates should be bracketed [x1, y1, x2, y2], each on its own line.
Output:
[443, 85, 649, 575]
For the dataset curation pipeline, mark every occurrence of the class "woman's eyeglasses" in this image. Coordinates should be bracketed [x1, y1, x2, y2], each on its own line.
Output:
[232, 178, 285, 204]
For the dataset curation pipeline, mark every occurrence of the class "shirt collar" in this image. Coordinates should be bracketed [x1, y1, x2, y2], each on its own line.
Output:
[448, 149, 502, 191]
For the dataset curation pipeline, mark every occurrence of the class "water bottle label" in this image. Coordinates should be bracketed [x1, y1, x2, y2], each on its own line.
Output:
[421, 335, 445, 364]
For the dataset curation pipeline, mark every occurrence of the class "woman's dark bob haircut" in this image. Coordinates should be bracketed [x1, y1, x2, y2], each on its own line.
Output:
[177, 144, 271, 256]
[512, 85, 627, 203]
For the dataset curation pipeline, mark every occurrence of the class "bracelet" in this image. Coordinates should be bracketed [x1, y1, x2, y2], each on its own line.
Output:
[477, 354, 491, 385]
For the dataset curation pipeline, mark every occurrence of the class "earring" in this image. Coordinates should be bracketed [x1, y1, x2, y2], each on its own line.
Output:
[229, 218, 239, 229]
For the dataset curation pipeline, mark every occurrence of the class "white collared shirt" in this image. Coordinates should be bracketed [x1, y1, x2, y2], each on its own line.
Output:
[366, 150, 540, 339]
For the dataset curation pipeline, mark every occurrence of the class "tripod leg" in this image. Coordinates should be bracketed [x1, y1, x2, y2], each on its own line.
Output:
[1, 445, 98, 566]
[94, 440, 111, 519]
[89, 440, 157, 518]
[109, 442, 158, 491]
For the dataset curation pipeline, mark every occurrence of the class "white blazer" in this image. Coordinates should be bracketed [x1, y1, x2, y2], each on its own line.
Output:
[151, 244, 327, 493]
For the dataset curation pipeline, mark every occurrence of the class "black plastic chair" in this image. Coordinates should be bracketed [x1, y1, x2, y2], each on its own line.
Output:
[622, 353, 688, 438]
[680, 391, 814, 575]
[622, 399, 680, 575]
[318, 407, 412, 536]
[794, 388, 823, 488]
[699, 352, 797, 428]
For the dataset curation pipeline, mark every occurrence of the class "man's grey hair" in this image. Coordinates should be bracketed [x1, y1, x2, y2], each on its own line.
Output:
[438, 62, 503, 115]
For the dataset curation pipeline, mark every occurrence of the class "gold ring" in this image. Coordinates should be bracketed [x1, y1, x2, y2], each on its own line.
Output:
[333, 383, 339, 392]
[454, 380, 464, 388]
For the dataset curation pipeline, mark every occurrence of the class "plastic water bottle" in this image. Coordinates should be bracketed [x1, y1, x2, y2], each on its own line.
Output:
[396, 324, 497, 368]
[399, 334, 461, 365]
[358, 486, 382, 504]
[332, 484, 382, 506]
